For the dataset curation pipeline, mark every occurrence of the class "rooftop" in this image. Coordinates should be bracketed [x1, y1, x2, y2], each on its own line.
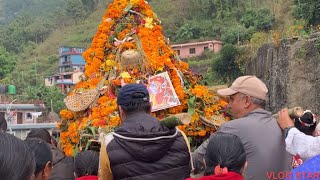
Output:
[171, 40, 223, 48]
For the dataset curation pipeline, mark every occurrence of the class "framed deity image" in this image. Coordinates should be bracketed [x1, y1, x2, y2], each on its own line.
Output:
[147, 71, 181, 112]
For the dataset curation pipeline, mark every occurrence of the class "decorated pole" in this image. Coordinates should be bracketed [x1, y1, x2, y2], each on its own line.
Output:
[58, 0, 229, 156]
[160, 113, 191, 128]
[273, 107, 304, 119]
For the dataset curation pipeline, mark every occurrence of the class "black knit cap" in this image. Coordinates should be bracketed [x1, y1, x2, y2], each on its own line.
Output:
[117, 84, 150, 106]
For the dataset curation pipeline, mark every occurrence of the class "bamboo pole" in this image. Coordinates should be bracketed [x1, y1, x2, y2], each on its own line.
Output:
[160, 113, 191, 128]
[273, 107, 304, 119]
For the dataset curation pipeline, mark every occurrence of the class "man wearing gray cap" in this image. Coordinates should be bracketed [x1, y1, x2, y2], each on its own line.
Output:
[192, 75, 292, 180]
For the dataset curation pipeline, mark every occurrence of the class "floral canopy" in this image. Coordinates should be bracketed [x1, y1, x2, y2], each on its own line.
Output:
[58, 0, 229, 156]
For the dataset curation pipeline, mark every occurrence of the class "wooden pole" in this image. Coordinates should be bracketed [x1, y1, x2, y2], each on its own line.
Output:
[273, 107, 304, 119]
[160, 113, 191, 128]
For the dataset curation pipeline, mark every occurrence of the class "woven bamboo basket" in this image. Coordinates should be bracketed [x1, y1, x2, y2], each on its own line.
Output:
[200, 115, 226, 129]
[120, 49, 141, 67]
[64, 89, 99, 112]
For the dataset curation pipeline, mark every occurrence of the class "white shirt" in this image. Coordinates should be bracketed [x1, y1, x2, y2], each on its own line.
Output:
[286, 127, 320, 159]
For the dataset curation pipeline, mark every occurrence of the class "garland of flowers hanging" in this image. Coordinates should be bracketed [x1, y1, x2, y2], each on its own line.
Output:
[58, 0, 230, 156]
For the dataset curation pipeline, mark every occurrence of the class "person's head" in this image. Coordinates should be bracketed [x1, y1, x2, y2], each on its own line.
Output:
[294, 110, 317, 136]
[204, 133, 247, 176]
[74, 150, 99, 178]
[25, 138, 53, 180]
[51, 129, 60, 139]
[117, 83, 151, 121]
[0, 132, 35, 180]
[26, 129, 51, 144]
[0, 115, 7, 132]
[217, 75, 268, 119]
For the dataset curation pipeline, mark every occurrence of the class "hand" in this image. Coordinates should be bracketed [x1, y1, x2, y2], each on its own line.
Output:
[191, 152, 205, 174]
[313, 130, 320, 137]
[277, 108, 294, 130]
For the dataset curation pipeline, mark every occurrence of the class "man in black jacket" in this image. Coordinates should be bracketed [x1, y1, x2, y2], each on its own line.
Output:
[99, 83, 191, 180]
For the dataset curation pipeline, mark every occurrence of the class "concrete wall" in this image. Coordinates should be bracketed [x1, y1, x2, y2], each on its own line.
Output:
[7, 123, 57, 140]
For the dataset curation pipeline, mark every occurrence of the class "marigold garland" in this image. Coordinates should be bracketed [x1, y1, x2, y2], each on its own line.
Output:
[58, 0, 229, 156]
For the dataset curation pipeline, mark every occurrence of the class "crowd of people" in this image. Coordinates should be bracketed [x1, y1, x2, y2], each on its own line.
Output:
[1, 75, 320, 180]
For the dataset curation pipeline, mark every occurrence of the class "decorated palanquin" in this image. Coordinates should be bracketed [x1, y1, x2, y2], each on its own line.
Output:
[58, 0, 230, 156]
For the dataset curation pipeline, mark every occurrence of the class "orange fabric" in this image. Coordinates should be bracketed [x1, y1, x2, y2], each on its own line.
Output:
[98, 136, 113, 180]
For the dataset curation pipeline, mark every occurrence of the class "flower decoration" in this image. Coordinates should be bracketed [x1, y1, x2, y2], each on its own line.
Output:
[58, 0, 228, 156]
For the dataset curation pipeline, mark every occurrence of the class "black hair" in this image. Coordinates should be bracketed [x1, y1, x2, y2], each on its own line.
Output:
[52, 129, 60, 138]
[120, 92, 151, 114]
[0, 115, 7, 132]
[25, 138, 53, 175]
[26, 128, 51, 144]
[0, 132, 35, 180]
[74, 150, 99, 177]
[294, 112, 317, 135]
[204, 132, 246, 176]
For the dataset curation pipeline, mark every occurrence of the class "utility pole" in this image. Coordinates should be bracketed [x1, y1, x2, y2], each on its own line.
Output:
[237, 23, 240, 46]
[6, 99, 17, 134]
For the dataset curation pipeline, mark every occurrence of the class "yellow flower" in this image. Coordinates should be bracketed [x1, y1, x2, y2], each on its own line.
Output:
[130, 0, 140, 4]
[105, 59, 116, 71]
[120, 71, 131, 79]
[145, 17, 154, 29]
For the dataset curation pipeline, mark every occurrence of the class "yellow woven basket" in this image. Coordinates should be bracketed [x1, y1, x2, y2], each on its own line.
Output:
[64, 89, 99, 112]
[200, 115, 226, 129]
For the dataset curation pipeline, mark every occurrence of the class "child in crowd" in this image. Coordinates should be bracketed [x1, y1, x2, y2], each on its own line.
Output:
[74, 150, 99, 180]
[25, 138, 53, 180]
[292, 110, 318, 168]
[0, 132, 35, 180]
[187, 133, 247, 180]
[0, 116, 7, 132]
[26, 128, 75, 180]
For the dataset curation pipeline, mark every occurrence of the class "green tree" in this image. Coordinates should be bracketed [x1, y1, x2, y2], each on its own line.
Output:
[176, 23, 195, 41]
[294, 0, 320, 26]
[21, 84, 65, 113]
[65, 0, 87, 22]
[0, 46, 15, 79]
[212, 44, 242, 83]
[221, 25, 254, 44]
[240, 8, 275, 31]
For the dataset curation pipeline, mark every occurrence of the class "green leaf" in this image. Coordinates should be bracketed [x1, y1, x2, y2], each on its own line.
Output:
[88, 127, 96, 137]
[73, 143, 79, 157]
[124, 4, 133, 12]
[187, 96, 196, 115]
[85, 140, 91, 151]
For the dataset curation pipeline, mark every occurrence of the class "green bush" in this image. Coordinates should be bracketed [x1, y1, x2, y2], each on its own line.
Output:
[212, 44, 242, 83]
[240, 8, 275, 31]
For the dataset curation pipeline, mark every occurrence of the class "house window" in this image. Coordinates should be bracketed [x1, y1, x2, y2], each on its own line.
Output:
[177, 50, 180, 56]
[204, 46, 209, 51]
[189, 48, 196, 54]
[77, 48, 84, 53]
[64, 75, 72, 79]
[26, 113, 32, 120]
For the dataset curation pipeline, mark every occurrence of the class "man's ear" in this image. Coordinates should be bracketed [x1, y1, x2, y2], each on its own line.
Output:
[43, 161, 53, 178]
[118, 106, 125, 123]
[243, 95, 252, 108]
[148, 102, 152, 114]
[241, 161, 248, 175]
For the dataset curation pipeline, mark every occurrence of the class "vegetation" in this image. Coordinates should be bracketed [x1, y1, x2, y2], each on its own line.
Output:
[0, 0, 319, 113]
